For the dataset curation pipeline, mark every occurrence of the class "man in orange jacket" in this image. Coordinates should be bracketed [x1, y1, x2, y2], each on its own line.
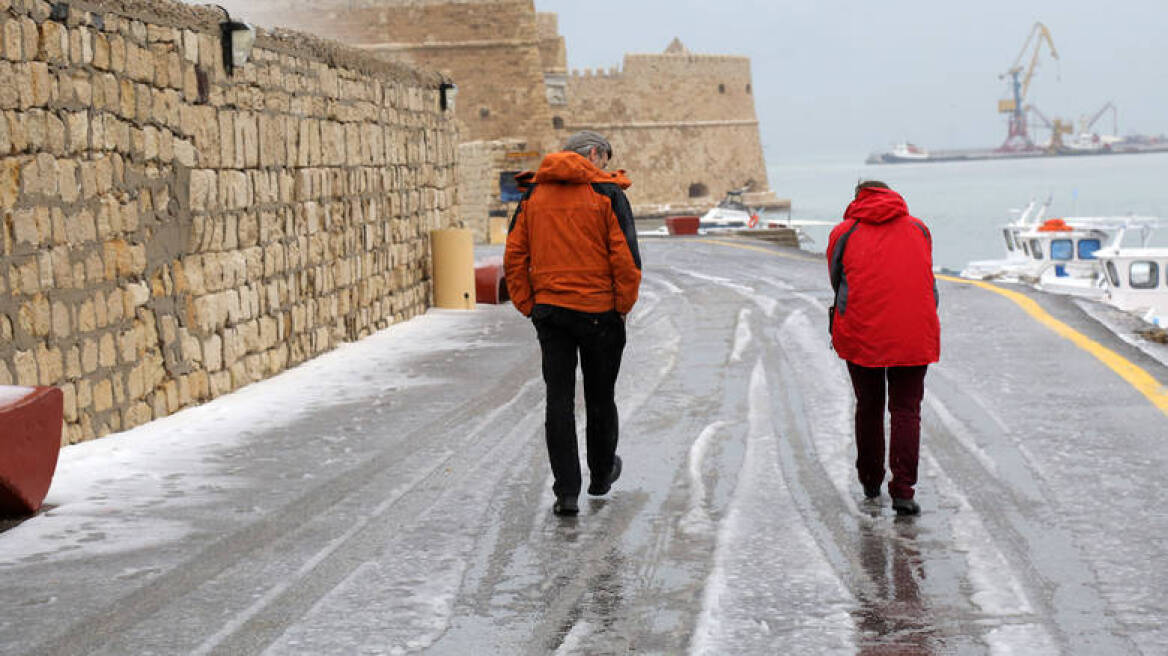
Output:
[504, 130, 642, 516]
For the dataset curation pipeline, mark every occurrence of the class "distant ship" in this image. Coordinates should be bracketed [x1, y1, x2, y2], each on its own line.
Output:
[865, 137, 1168, 165]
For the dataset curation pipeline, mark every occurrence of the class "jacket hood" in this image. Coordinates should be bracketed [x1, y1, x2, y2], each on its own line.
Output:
[533, 151, 632, 189]
[844, 187, 908, 224]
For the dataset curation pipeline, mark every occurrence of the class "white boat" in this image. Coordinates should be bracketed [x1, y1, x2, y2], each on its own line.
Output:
[1094, 246, 1168, 327]
[962, 200, 1162, 299]
[698, 188, 759, 233]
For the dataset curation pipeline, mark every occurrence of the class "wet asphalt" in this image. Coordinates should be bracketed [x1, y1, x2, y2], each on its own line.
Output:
[2, 237, 1168, 655]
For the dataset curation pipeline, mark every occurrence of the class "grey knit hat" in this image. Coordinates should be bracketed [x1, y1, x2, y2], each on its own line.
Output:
[562, 130, 613, 159]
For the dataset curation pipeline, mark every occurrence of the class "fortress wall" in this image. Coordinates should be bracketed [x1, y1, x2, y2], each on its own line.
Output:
[561, 52, 769, 210]
[0, 0, 459, 443]
[598, 123, 768, 210]
[535, 13, 565, 73]
[457, 138, 531, 244]
[227, 0, 557, 156]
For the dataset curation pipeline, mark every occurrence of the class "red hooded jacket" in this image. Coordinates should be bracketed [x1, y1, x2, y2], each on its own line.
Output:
[504, 151, 642, 316]
[826, 187, 940, 367]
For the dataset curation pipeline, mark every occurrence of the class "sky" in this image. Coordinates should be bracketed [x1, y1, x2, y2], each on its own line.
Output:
[534, 0, 1168, 163]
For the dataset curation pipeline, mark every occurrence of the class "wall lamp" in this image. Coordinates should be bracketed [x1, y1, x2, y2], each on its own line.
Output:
[440, 82, 457, 112]
[218, 7, 256, 76]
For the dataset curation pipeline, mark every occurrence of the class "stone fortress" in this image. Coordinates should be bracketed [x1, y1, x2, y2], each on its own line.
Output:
[1, 0, 782, 444]
[215, 0, 786, 239]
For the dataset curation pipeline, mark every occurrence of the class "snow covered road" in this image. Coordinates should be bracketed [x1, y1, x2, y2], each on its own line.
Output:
[3, 238, 1167, 655]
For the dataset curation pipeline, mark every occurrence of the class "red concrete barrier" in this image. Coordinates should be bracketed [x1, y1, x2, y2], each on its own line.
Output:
[665, 215, 700, 236]
[475, 259, 509, 304]
[0, 386, 64, 517]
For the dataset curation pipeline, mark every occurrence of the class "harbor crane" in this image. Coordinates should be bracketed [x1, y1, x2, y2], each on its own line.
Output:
[1080, 101, 1118, 136]
[1025, 104, 1072, 151]
[999, 21, 1059, 151]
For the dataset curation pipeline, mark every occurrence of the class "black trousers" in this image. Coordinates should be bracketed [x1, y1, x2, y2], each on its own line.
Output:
[532, 304, 626, 498]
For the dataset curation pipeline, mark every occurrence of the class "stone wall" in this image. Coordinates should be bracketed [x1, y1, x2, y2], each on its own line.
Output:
[457, 138, 539, 244]
[0, 0, 459, 443]
[560, 46, 775, 213]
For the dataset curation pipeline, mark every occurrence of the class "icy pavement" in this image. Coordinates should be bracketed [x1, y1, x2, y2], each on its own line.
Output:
[3, 239, 1168, 655]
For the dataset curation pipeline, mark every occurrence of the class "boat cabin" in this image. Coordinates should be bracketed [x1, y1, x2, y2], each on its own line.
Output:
[1095, 248, 1168, 324]
[1013, 219, 1108, 278]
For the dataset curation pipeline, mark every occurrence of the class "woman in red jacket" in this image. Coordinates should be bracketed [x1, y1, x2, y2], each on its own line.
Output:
[826, 181, 940, 515]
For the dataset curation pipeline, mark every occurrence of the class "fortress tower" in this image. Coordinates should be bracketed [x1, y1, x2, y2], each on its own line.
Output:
[561, 39, 779, 214]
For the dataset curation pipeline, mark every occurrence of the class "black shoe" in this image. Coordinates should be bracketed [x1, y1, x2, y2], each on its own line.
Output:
[588, 455, 622, 496]
[863, 484, 881, 499]
[553, 496, 578, 516]
[892, 497, 920, 516]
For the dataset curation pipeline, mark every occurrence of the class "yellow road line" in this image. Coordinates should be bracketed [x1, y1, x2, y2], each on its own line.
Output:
[937, 274, 1168, 416]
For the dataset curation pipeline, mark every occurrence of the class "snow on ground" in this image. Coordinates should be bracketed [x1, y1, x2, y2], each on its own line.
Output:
[690, 360, 855, 654]
[0, 385, 35, 407]
[0, 309, 494, 566]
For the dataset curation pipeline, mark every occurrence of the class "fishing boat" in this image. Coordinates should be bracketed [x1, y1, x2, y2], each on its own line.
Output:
[1094, 246, 1168, 327]
[961, 200, 1161, 299]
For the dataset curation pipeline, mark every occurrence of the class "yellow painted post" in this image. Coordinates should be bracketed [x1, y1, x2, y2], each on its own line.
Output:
[431, 228, 475, 309]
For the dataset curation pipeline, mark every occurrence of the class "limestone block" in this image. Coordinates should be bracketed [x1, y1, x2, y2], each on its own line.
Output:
[133, 81, 153, 124]
[259, 114, 285, 168]
[123, 402, 152, 430]
[108, 34, 125, 73]
[64, 111, 87, 153]
[126, 362, 144, 400]
[21, 152, 57, 197]
[57, 158, 78, 203]
[38, 20, 68, 64]
[173, 136, 195, 167]
[188, 168, 217, 211]
[14, 348, 36, 386]
[117, 78, 135, 119]
[12, 206, 42, 245]
[0, 361, 11, 386]
[238, 113, 259, 168]
[217, 110, 237, 168]
[125, 281, 149, 311]
[181, 29, 197, 64]
[78, 298, 95, 332]
[51, 299, 70, 338]
[71, 27, 93, 66]
[3, 20, 21, 61]
[203, 333, 222, 372]
[92, 32, 108, 70]
[125, 42, 155, 84]
[35, 343, 63, 385]
[219, 169, 251, 210]
[162, 379, 178, 414]
[19, 18, 36, 65]
[178, 327, 201, 365]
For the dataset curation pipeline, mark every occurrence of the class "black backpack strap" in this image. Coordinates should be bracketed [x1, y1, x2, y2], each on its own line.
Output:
[828, 219, 861, 339]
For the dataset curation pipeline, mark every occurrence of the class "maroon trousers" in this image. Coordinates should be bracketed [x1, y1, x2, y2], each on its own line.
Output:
[845, 362, 928, 500]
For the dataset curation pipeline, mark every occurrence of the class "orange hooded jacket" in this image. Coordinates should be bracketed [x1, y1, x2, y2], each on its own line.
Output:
[504, 151, 642, 317]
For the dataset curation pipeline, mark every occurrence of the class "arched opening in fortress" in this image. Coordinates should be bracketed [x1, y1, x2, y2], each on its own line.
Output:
[552, 116, 564, 129]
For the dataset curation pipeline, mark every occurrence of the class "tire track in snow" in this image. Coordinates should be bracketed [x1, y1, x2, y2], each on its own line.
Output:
[690, 359, 855, 654]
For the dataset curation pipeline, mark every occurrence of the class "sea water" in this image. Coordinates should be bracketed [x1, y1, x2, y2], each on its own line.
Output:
[768, 151, 1168, 270]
